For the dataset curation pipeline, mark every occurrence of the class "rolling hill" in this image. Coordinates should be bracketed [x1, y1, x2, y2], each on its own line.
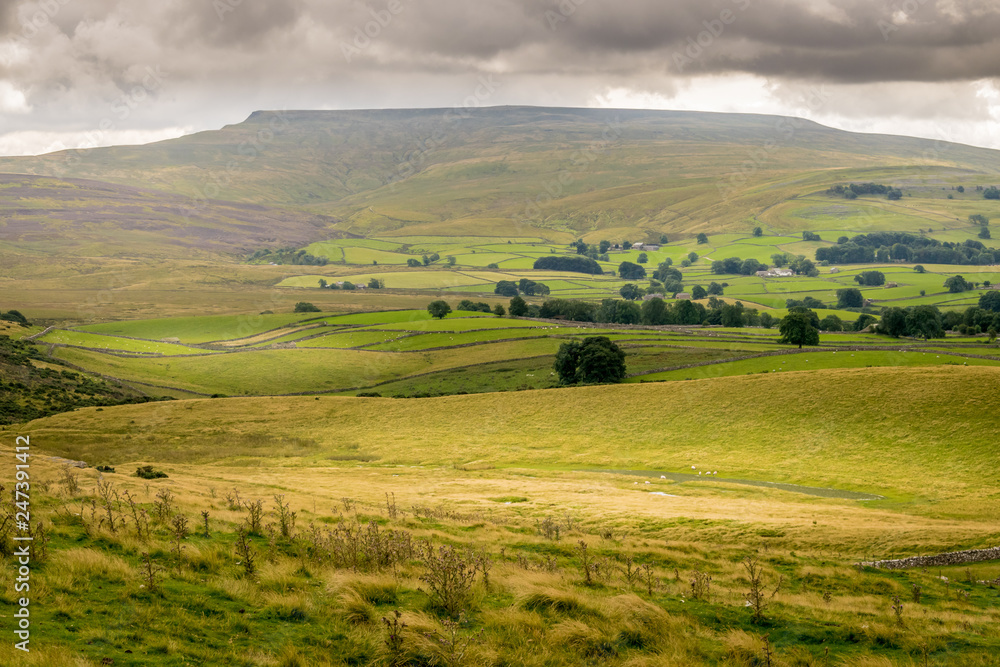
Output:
[2, 107, 998, 243]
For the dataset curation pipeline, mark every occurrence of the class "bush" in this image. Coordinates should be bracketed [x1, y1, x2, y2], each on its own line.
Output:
[294, 302, 321, 313]
[135, 465, 168, 479]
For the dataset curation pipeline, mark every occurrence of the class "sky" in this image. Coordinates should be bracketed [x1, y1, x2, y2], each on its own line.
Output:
[1, 0, 999, 156]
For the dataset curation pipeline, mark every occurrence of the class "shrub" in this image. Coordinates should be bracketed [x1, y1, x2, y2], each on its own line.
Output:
[294, 302, 320, 313]
[135, 465, 168, 479]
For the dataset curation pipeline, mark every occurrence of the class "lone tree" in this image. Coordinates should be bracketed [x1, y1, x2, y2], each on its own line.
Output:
[752, 226, 763, 237]
[944, 275, 972, 293]
[554, 337, 627, 385]
[427, 300, 452, 319]
[618, 261, 647, 280]
[778, 311, 820, 348]
[696, 233, 709, 244]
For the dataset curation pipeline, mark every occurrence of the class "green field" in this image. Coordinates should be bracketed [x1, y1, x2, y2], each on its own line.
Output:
[4, 108, 1000, 666]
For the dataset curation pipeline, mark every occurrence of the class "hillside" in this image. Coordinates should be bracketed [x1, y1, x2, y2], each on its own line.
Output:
[2, 107, 998, 240]
[17, 365, 1000, 507]
[0, 173, 345, 260]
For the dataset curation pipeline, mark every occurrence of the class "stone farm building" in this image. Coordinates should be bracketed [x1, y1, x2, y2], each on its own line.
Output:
[755, 268, 795, 278]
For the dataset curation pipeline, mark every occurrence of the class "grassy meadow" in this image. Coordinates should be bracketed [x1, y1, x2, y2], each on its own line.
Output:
[3, 366, 1000, 665]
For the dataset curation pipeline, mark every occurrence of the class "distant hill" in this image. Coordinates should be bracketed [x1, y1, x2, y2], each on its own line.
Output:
[1, 106, 998, 243]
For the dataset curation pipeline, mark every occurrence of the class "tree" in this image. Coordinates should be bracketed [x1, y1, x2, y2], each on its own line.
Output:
[494, 280, 519, 297]
[599, 240, 612, 254]
[492, 304, 505, 317]
[637, 252, 648, 264]
[906, 305, 944, 339]
[427, 300, 451, 319]
[836, 288, 864, 309]
[887, 188, 903, 200]
[819, 315, 844, 332]
[707, 282, 724, 296]
[778, 311, 820, 348]
[791, 257, 819, 277]
[509, 296, 528, 317]
[618, 261, 647, 280]
[979, 290, 1000, 313]
[659, 233, 669, 244]
[688, 252, 698, 263]
[771, 254, 788, 268]
[721, 304, 744, 327]
[407, 258, 422, 267]
[342, 281, 357, 291]
[619, 284, 644, 301]
[696, 233, 709, 244]
[878, 308, 908, 337]
[294, 302, 320, 313]
[853, 313, 878, 331]
[641, 297, 668, 325]
[944, 275, 972, 293]
[969, 214, 989, 226]
[597, 299, 641, 324]
[759, 312, 774, 329]
[554, 337, 627, 385]
[979, 227, 991, 240]
[914, 265, 926, 273]
[318, 278, 328, 289]
[855, 271, 886, 287]
[984, 186, 1000, 200]
[691, 285, 708, 300]
[446, 255, 456, 266]
[752, 226, 763, 237]
[368, 278, 385, 289]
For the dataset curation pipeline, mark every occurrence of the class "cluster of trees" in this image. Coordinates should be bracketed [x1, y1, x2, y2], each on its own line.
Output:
[0, 309, 30, 326]
[534, 296, 769, 328]
[532, 256, 604, 275]
[710, 255, 817, 277]
[826, 183, 903, 200]
[984, 186, 999, 200]
[816, 230, 998, 266]
[247, 248, 329, 266]
[971, 214, 991, 240]
[854, 270, 886, 286]
[318, 278, 383, 290]
[456, 300, 504, 316]
[554, 336, 627, 385]
[802, 231, 822, 242]
[494, 279, 550, 297]
[406, 253, 451, 268]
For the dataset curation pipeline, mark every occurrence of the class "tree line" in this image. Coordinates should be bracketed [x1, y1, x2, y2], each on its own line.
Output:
[816, 226, 997, 266]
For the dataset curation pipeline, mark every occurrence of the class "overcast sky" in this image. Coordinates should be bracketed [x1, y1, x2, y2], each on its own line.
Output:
[1, 0, 999, 156]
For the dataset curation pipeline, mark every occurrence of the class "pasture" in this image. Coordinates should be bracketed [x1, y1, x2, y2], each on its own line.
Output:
[3, 366, 1000, 665]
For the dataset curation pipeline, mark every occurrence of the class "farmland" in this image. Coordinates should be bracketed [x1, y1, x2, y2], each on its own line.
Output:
[13, 309, 994, 399]
[2, 107, 1000, 666]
